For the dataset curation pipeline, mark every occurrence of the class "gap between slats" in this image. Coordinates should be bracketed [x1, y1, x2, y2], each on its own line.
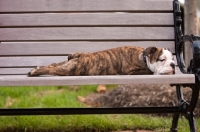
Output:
[0, 11, 174, 14]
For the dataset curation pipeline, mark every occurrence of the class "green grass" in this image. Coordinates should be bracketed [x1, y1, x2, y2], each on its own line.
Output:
[0, 85, 199, 132]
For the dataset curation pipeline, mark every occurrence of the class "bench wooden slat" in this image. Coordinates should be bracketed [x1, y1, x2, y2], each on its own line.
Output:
[0, 65, 180, 75]
[0, 56, 67, 67]
[0, 41, 175, 56]
[0, 68, 32, 75]
[0, 27, 175, 41]
[0, 74, 195, 86]
[5, 54, 182, 67]
[0, 13, 174, 27]
[0, 0, 173, 12]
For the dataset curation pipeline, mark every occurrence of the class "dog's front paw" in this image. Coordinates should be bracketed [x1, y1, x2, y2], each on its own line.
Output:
[27, 67, 40, 77]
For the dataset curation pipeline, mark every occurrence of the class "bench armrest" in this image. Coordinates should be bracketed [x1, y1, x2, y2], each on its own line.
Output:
[173, 0, 200, 79]
[176, 34, 200, 76]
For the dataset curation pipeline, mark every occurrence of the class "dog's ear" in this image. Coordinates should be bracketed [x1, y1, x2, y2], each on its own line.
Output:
[143, 47, 157, 57]
[164, 48, 170, 51]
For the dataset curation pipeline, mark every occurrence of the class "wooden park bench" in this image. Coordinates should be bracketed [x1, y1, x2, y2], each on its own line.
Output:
[0, 0, 200, 131]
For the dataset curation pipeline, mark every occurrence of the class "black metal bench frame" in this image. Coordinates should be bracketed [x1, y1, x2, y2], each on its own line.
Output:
[0, 1, 200, 132]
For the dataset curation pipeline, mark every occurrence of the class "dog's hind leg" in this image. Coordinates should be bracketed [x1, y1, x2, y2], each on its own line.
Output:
[27, 59, 79, 76]
[27, 66, 52, 76]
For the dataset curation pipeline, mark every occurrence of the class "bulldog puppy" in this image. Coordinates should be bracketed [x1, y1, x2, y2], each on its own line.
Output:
[27, 46, 175, 76]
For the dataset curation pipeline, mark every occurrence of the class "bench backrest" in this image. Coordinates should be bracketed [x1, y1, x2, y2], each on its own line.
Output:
[0, 0, 175, 75]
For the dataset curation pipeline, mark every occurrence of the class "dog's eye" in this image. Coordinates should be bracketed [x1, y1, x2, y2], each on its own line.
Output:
[159, 59, 165, 62]
[156, 58, 165, 62]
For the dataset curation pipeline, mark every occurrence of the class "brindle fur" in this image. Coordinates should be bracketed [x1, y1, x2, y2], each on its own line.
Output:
[28, 46, 163, 76]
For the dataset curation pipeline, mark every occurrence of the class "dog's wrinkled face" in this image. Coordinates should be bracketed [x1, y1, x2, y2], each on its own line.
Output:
[144, 47, 175, 75]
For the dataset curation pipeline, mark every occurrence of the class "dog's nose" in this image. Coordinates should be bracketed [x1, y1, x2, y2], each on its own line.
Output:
[170, 63, 175, 74]
[170, 63, 175, 69]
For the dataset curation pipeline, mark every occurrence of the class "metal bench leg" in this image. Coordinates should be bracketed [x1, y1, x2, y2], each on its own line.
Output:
[187, 112, 197, 132]
[186, 86, 199, 132]
[171, 85, 199, 132]
[170, 85, 184, 132]
[171, 113, 179, 132]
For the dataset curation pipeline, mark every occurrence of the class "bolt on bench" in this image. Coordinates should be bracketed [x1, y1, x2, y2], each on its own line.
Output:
[0, 0, 200, 131]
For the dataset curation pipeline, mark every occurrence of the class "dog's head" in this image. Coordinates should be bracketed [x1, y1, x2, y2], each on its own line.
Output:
[143, 47, 175, 75]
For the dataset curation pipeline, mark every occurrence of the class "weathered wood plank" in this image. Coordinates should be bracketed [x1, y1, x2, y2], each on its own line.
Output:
[0, 41, 175, 56]
[0, 74, 195, 86]
[0, 54, 177, 71]
[0, 0, 173, 12]
[0, 13, 174, 27]
[0, 56, 67, 67]
[0, 27, 175, 41]
[0, 49, 177, 67]
[0, 68, 32, 75]
[0, 65, 180, 75]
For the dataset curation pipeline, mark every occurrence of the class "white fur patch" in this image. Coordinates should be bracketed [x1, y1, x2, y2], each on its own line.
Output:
[146, 49, 175, 75]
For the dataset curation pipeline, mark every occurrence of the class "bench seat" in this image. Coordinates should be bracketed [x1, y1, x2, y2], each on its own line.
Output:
[0, 69, 195, 86]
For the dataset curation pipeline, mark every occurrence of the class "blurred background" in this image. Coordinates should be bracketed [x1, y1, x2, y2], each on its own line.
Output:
[178, 0, 200, 67]
[179, 0, 200, 34]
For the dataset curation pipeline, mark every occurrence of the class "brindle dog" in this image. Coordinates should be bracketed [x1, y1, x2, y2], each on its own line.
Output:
[28, 46, 174, 76]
